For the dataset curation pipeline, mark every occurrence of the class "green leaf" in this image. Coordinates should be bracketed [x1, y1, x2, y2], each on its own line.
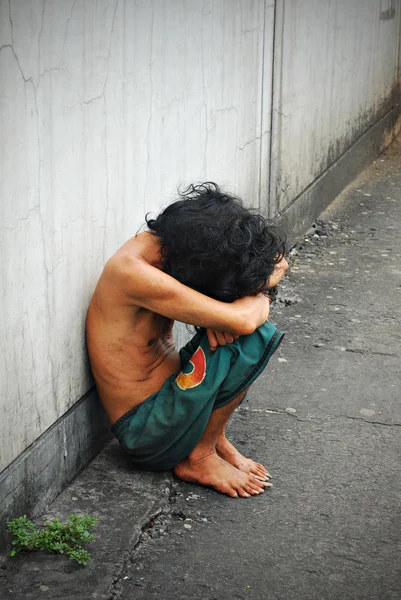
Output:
[7, 513, 97, 565]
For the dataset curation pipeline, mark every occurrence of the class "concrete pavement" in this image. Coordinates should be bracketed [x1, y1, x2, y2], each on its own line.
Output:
[1, 138, 401, 600]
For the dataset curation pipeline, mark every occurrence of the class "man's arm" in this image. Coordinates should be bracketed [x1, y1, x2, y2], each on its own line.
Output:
[108, 254, 270, 336]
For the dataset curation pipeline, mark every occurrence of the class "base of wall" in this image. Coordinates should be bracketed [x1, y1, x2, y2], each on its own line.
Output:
[277, 108, 400, 248]
[0, 388, 111, 550]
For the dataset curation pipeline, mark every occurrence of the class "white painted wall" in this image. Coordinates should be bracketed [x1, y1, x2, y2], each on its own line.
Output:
[269, 0, 401, 215]
[0, 0, 268, 471]
[1, 0, 400, 474]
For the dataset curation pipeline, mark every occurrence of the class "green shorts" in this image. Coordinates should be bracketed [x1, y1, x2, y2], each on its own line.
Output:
[112, 321, 284, 471]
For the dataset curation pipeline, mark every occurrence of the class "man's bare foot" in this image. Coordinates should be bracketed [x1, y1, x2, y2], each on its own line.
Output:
[216, 437, 270, 480]
[174, 451, 271, 498]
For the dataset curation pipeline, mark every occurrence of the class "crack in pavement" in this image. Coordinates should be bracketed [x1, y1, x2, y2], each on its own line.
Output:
[108, 505, 168, 599]
[312, 346, 400, 358]
[108, 477, 184, 599]
[244, 408, 401, 426]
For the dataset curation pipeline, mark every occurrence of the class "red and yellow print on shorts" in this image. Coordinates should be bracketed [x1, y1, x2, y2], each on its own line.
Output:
[175, 346, 207, 390]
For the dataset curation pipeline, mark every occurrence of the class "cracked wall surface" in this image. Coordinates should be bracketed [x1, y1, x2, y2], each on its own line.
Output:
[0, 0, 269, 472]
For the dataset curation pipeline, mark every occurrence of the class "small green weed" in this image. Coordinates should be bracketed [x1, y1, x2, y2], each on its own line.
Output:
[7, 514, 97, 565]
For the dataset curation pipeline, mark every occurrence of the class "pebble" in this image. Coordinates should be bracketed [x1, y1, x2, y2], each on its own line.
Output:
[184, 524, 192, 530]
[359, 408, 375, 417]
[277, 358, 287, 363]
[186, 494, 200, 501]
[279, 295, 299, 306]
[286, 408, 296, 414]
[39, 586, 49, 592]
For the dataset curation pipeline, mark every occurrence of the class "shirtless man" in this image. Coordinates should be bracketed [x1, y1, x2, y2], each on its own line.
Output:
[86, 183, 288, 498]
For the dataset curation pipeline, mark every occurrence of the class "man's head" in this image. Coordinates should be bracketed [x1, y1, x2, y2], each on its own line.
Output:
[146, 182, 287, 302]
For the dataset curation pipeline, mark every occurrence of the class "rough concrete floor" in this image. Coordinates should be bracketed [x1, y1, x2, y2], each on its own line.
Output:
[1, 139, 401, 600]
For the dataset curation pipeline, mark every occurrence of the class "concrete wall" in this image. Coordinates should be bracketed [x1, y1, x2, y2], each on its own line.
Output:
[1, 0, 400, 547]
[268, 0, 401, 237]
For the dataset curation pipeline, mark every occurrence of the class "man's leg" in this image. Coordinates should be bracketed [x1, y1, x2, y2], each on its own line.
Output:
[174, 390, 271, 498]
[214, 386, 269, 479]
[216, 425, 269, 479]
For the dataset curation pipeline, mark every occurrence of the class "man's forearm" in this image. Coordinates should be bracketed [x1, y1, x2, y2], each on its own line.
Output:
[114, 254, 270, 335]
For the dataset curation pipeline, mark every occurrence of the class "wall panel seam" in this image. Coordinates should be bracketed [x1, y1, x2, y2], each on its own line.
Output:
[258, 0, 267, 209]
[266, 0, 277, 218]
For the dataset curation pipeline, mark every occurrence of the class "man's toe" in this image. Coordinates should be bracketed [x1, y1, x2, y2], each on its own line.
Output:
[245, 484, 262, 495]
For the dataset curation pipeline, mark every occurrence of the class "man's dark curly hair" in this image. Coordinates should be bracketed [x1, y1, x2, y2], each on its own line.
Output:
[146, 182, 286, 302]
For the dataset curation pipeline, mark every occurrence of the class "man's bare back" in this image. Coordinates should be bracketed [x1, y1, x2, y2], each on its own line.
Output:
[86, 234, 181, 423]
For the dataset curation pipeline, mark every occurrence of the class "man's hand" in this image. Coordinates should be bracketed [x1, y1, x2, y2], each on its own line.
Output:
[268, 257, 289, 288]
[207, 328, 240, 352]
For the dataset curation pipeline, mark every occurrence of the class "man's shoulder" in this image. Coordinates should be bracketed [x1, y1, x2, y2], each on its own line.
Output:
[102, 239, 165, 309]
[103, 235, 144, 278]
[107, 233, 161, 274]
